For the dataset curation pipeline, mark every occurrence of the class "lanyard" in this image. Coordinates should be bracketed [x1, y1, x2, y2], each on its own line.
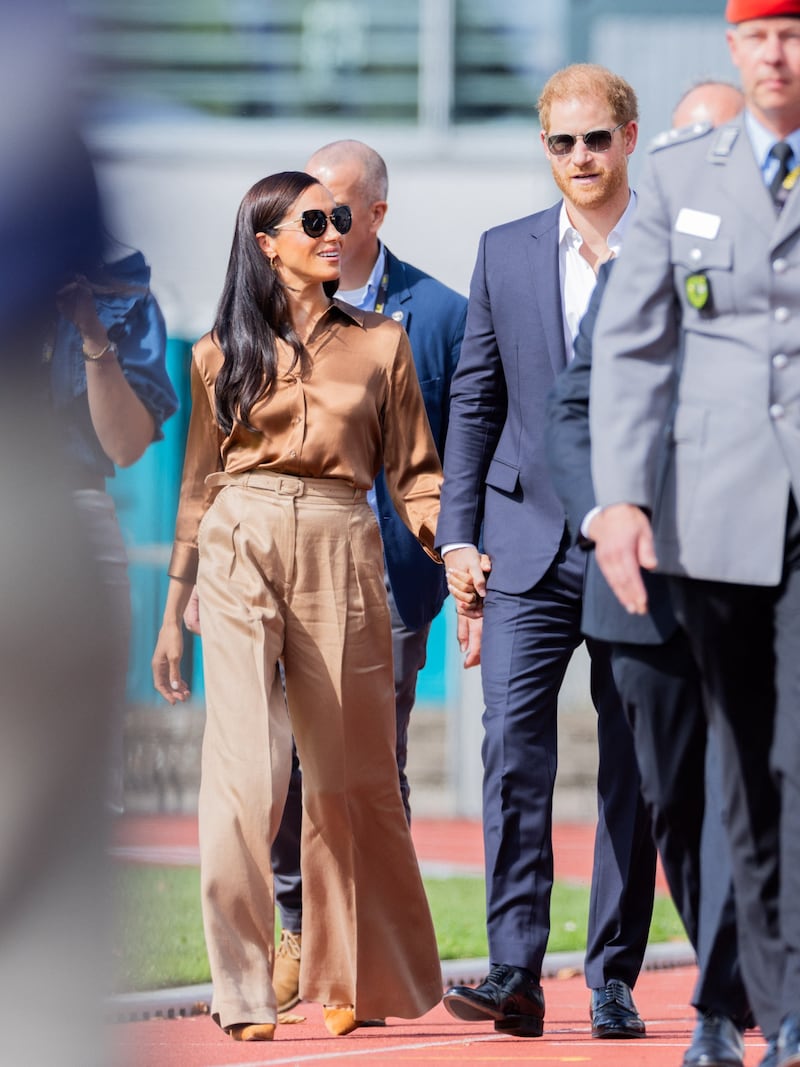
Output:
[373, 271, 390, 315]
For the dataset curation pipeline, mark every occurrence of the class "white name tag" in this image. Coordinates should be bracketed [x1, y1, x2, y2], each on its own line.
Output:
[675, 208, 721, 240]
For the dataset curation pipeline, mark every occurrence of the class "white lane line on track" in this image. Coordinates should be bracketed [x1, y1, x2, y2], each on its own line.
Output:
[218, 1033, 504, 1067]
[198, 1031, 768, 1067]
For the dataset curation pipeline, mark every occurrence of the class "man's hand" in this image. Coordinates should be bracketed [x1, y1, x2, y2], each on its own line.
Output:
[457, 614, 483, 668]
[589, 504, 657, 615]
[444, 547, 491, 618]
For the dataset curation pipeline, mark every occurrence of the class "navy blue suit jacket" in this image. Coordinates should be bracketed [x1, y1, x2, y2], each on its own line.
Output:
[545, 261, 679, 644]
[437, 204, 572, 593]
[372, 247, 467, 630]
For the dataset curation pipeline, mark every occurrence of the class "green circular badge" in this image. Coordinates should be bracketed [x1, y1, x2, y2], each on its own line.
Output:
[685, 273, 710, 310]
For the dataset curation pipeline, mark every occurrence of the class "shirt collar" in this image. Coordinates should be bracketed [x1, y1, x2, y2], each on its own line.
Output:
[558, 189, 637, 253]
[366, 240, 386, 294]
[744, 109, 800, 171]
[336, 241, 386, 310]
[330, 298, 370, 328]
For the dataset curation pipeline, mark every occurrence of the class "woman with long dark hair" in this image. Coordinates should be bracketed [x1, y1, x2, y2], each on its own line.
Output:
[152, 172, 444, 1040]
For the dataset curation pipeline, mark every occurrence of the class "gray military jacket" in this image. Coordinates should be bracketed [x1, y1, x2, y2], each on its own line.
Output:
[590, 115, 800, 587]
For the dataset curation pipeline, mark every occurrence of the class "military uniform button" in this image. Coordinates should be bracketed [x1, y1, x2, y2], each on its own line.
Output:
[770, 404, 785, 419]
[775, 306, 790, 323]
[773, 353, 789, 369]
[773, 257, 788, 273]
[690, 248, 702, 263]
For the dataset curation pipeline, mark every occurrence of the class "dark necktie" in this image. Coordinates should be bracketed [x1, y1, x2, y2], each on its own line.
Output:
[769, 141, 794, 209]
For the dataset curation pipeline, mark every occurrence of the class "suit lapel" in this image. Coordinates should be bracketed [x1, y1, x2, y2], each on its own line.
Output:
[709, 120, 786, 240]
[707, 119, 800, 253]
[380, 248, 412, 331]
[526, 205, 568, 377]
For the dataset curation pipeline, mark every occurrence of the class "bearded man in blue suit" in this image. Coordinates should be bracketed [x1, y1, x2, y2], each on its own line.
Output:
[437, 65, 656, 1040]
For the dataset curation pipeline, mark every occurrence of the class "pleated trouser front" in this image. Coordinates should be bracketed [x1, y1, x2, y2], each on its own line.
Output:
[195, 469, 442, 1031]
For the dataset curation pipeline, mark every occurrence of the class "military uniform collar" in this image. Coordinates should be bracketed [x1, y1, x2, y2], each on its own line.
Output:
[743, 109, 800, 171]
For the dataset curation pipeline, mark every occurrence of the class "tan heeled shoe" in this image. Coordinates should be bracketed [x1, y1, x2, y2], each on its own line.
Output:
[323, 1005, 359, 1036]
[226, 1022, 276, 1041]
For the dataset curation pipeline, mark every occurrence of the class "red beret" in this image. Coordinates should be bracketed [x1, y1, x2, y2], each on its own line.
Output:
[726, 0, 800, 20]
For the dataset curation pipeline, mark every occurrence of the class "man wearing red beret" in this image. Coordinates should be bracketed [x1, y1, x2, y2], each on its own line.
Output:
[587, 2, 800, 1066]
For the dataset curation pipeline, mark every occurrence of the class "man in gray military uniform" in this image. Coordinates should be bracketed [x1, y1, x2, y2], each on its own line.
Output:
[588, 3, 800, 1066]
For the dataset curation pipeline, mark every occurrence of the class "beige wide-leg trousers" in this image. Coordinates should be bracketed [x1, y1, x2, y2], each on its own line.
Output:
[195, 470, 442, 1031]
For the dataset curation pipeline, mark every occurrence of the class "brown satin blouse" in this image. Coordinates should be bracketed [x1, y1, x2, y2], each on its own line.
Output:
[168, 300, 443, 583]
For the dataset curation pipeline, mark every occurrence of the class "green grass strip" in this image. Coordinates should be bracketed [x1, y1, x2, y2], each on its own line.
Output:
[113, 865, 685, 993]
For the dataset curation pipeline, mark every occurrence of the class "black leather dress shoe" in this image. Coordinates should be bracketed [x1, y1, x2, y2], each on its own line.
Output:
[682, 1012, 744, 1067]
[778, 1014, 800, 1067]
[443, 963, 545, 1037]
[590, 979, 646, 1038]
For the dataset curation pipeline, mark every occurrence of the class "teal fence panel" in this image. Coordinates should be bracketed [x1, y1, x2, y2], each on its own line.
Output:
[110, 336, 204, 705]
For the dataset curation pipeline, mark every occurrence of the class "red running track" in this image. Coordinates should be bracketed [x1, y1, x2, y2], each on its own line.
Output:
[113, 817, 737, 1067]
[115, 966, 771, 1067]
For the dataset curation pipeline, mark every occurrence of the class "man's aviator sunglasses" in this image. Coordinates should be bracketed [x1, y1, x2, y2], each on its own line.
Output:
[545, 122, 626, 157]
[274, 205, 352, 238]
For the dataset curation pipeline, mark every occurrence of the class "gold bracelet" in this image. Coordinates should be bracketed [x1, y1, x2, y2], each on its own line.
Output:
[83, 340, 117, 362]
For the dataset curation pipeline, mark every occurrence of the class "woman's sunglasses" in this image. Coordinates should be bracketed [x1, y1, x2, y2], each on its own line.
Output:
[545, 122, 626, 157]
[274, 205, 352, 238]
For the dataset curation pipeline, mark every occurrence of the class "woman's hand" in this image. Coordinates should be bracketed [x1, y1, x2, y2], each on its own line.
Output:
[183, 586, 202, 635]
[152, 621, 191, 704]
[152, 578, 194, 704]
[56, 276, 107, 351]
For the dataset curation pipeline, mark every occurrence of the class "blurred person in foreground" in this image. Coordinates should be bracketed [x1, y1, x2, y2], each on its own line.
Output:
[264, 138, 467, 1011]
[547, 79, 754, 1067]
[0, 9, 118, 1063]
[152, 171, 447, 1040]
[437, 64, 656, 1040]
[589, 2, 800, 1064]
[52, 245, 178, 813]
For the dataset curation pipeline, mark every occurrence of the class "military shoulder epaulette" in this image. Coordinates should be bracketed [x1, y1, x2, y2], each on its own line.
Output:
[648, 120, 712, 153]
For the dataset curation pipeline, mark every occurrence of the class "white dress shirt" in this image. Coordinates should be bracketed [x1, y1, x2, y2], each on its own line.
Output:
[337, 241, 386, 311]
[558, 191, 637, 360]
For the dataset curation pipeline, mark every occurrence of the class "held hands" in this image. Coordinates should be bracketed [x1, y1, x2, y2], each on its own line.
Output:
[445, 547, 491, 668]
[445, 547, 491, 618]
[589, 504, 657, 615]
[457, 614, 483, 668]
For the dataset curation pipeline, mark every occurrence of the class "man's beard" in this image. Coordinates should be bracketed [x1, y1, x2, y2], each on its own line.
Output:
[551, 159, 628, 209]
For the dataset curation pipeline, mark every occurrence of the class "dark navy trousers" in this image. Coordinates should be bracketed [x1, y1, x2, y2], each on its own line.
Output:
[480, 542, 656, 988]
[611, 631, 750, 1025]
